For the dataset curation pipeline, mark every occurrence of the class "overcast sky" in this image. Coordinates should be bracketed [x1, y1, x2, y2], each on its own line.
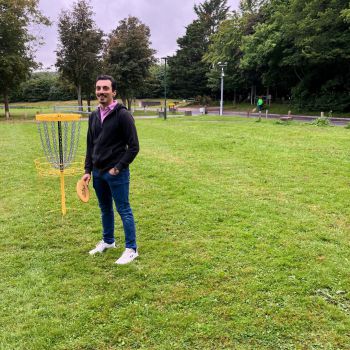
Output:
[33, 0, 240, 70]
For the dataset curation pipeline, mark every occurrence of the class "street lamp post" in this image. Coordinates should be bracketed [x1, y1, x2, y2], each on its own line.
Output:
[162, 57, 168, 120]
[218, 62, 227, 116]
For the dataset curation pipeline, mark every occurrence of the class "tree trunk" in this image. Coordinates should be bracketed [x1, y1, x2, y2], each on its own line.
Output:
[121, 96, 127, 106]
[127, 98, 132, 110]
[254, 85, 257, 104]
[266, 86, 270, 106]
[77, 85, 83, 111]
[233, 88, 237, 104]
[250, 86, 254, 105]
[87, 97, 91, 112]
[4, 93, 10, 120]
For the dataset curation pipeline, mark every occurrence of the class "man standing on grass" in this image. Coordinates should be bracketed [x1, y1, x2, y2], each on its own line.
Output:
[81, 75, 140, 265]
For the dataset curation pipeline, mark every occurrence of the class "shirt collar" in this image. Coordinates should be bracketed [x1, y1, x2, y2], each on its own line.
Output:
[99, 100, 117, 111]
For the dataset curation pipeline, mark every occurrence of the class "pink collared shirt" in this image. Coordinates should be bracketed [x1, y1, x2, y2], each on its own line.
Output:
[99, 100, 118, 123]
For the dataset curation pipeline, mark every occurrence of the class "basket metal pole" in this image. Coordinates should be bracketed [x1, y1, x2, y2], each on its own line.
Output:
[57, 121, 67, 216]
[59, 171, 66, 215]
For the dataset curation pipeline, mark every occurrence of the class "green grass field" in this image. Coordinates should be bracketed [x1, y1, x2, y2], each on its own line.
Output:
[1, 116, 350, 349]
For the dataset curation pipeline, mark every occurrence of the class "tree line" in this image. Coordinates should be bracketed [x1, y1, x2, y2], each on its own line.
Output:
[168, 0, 350, 112]
[2, 0, 350, 118]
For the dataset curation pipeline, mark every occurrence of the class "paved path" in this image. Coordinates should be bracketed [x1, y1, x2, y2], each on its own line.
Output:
[5, 108, 347, 127]
[175, 107, 350, 126]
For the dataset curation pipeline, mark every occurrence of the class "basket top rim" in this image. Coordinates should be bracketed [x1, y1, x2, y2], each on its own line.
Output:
[36, 114, 81, 122]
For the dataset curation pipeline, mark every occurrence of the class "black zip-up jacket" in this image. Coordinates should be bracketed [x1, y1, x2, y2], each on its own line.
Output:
[84, 104, 139, 174]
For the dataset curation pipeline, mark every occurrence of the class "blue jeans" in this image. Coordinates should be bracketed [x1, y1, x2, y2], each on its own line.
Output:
[92, 168, 137, 250]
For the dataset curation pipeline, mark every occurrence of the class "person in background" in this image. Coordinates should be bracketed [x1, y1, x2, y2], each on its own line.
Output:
[257, 96, 264, 112]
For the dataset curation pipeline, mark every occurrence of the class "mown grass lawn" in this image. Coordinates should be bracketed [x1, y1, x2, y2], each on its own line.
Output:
[0, 116, 350, 349]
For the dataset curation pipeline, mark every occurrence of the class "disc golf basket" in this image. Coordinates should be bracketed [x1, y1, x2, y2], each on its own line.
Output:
[35, 113, 82, 215]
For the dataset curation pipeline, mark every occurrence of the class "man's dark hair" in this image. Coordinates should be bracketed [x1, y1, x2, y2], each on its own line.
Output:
[96, 75, 117, 92]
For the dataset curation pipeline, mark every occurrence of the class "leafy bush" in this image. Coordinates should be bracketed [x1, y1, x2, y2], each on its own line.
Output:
[312, 117, 330, 127]
[10, 72, 76, 102]
[195, 95, 212, 106]
[292, 79, 350, 113]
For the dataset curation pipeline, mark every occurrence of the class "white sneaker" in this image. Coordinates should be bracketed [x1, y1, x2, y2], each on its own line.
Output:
[115, 248, 139, 265]
[89, 240, 116, 255]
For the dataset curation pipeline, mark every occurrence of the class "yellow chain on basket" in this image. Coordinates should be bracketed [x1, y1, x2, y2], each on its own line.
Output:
[34, 157, 84, 177]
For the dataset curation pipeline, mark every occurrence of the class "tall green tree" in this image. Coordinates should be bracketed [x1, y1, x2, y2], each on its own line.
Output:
[138, 62, 164, 99]
[204, 0, 266, 103]
[168, 0, 229, 98]
[103, 16, 156, 109]
[204, 14, 246, 102]
[239, 0, 283, 102]
[168, 21, 210, 98]
[0, 0, 49, 119]
[239, 0, 266, 14]
[56, 0, 103, 109]
[194, 0, 230, 38]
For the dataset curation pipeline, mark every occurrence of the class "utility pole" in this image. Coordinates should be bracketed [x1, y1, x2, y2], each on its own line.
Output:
[218, 62, 227, 116]
[162, 57, 168, 120]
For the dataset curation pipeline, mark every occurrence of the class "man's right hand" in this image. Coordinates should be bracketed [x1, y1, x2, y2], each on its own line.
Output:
[82, 173, 91, 185]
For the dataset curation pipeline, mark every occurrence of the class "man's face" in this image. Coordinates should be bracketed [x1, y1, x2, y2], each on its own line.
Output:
[96, 80, 116, 106]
